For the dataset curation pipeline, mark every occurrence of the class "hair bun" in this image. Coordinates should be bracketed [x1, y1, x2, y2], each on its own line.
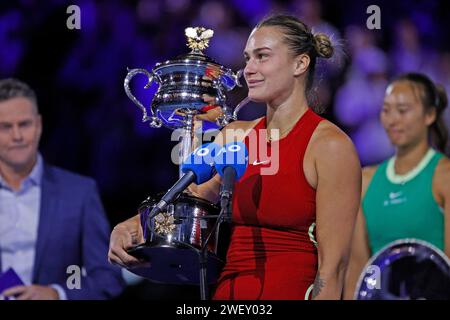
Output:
[313, 33, 334, 59]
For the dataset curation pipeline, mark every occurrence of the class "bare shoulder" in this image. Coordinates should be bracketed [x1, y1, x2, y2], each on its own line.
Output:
[434, 155, 450, 194]
[308, 119, 362, 208]
[308, 119, 361, 186]
[309, 119, 358, 157]
[314, 122, 379, 197]
[435, 155, 450, 175]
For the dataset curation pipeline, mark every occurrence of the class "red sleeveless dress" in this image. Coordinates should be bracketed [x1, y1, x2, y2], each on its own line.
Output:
[212, 108, 324, 300]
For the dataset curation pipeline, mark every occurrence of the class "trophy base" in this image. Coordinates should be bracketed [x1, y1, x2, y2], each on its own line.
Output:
[127, 244, 224, 285]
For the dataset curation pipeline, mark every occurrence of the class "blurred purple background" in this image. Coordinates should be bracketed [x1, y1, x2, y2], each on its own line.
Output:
[1, 0, 450, 240]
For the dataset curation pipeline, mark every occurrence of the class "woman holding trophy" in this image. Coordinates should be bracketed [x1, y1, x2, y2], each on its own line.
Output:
[109, 14, 361, 300]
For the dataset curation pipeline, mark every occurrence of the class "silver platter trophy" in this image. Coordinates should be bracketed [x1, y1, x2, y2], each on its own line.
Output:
[355, 239, 450, 300]
[123, 27, 245, 297]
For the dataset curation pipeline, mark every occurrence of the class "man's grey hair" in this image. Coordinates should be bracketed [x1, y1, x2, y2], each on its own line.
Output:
[0, 78, 39, 113]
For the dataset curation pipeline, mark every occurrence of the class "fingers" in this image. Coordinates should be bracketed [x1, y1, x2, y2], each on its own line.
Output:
[130, 231, 145, 246]
[119, 225, 136, 248]
[3, 285, 27, 298]
[4, 285, 58, 300]
[16, 289, 34, 300]
[172, 94, 223, 123]
[108, 245, 138, 267]
[195, 106, 224, 122]
[108, 226, 142, 268]
[174, 109, 186, 116]
[108, 247, 141, 268]
[195, 114, 212, 121]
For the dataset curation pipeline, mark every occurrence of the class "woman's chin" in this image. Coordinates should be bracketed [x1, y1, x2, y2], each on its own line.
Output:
[247, 92, 265, 103]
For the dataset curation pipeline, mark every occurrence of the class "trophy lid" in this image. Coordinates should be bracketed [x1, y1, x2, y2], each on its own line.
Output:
[152, 27, 233, 81]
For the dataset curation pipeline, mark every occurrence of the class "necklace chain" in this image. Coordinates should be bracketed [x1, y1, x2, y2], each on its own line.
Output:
[265, 109, 308, 143]
[266, 121, 298, 143]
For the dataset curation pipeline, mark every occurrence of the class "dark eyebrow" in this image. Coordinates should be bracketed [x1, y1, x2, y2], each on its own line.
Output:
[243, 47, 272, 56]
[383, 102, 411, 108]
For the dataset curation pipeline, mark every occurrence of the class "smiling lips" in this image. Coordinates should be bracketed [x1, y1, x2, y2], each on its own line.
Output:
[388, 129, 404, 139]
[247, 79, 264, 88]
[9, 145, 28, 151]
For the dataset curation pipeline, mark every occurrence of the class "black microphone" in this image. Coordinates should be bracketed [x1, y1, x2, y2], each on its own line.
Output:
[214, 142, 249, 219]
[149, 143, 218, 218]
[219, 166, 237, 209]
[150, 171, 196, 216]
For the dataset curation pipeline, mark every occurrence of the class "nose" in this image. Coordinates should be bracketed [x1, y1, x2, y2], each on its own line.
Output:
[381, 110, 399, 128]
[244, 58, 257, 79]
[11, 125, 23, 142]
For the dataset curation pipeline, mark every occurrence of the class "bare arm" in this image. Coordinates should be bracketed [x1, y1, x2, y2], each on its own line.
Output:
[342, 208, 371, 299]
[343, 166, 376, 299]
[444, 182, 450, 260]
[434, 158, 450, 258]
[310, 124, 362, 300]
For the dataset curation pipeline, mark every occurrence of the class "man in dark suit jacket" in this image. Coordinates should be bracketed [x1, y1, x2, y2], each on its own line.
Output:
[0, 78, 125, 299]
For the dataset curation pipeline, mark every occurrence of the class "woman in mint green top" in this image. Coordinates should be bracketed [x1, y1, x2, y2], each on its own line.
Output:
[362, 148, 444, 253]
[344, 73, 450, 299]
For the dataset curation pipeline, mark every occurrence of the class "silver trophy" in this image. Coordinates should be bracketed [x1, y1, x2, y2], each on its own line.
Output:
[124, 27, 244, 126]
[125, 26, 248, 170]
[123, 27, 246, 290]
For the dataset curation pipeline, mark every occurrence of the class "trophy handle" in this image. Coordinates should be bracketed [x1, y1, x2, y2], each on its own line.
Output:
[214, 80, 227, 105]
[215, 96, 252, 127]
[214, 71, 248, 127]
[231, 96, 251, 120]
[234, 69, 244, 87]
[220, 69, 244, 91]
[124, 68, 162, 128]
[215, 104, 232, 127]
[213, 83, 233, 127]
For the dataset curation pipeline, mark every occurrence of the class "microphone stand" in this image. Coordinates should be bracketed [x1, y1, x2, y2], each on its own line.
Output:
[198, 243, 209, 300]
[180, 113, 210, 300]
[219, 167, 236, 222]
[198, 205, 229, 300]
[197, 168, 235, 299]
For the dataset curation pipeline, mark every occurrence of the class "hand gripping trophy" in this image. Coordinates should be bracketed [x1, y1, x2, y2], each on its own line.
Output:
[123, 27, 249, 295]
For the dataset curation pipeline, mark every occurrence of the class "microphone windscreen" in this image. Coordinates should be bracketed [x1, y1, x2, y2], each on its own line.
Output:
[214, 141, 248, 180]
[181, 143, 219, 184]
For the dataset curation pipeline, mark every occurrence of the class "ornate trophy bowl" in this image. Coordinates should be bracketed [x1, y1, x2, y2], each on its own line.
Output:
[125, 27, 242, 129]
